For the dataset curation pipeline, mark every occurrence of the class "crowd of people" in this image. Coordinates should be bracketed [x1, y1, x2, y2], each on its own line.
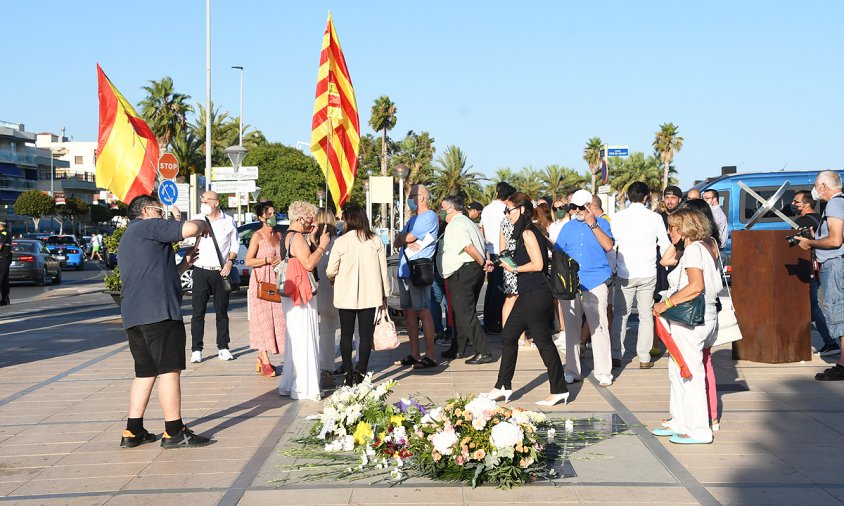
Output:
[114, 170, 844, 448]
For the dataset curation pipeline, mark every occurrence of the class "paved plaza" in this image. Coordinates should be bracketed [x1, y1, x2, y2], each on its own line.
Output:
[0, 291, 842, 505]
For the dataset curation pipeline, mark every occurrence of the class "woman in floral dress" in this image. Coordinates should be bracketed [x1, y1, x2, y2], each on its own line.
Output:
[245, 201, 286, 377]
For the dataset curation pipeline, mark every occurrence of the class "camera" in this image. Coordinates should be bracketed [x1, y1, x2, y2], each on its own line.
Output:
[786, 227, 813, 247]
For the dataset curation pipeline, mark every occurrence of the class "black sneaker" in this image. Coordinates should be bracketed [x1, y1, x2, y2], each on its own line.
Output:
[120, 429, 156, 448]
[817, 343, 841, 357]
[815, 365, 844, 381]
[160, 426, 211, 449]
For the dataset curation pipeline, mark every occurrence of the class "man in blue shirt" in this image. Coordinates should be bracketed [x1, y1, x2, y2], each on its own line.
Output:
[394, 184, 439, 369]
[555, 189, 615, 387]
[796, 171, 844, 380]
[118, 194, 212, 448]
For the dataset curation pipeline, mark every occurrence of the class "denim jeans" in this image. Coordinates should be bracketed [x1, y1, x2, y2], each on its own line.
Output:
[819, 257, 844, 340]
[810, 277, 835, 346]
[430, 277, 447, 336]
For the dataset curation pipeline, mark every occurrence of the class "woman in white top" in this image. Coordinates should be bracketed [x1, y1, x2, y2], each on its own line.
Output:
[326, 205, 391, 386]
[314, 208, 340, 385]
[652, 208, 722, 444]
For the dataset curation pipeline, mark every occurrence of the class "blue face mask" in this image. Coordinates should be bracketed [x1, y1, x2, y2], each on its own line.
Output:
[407, 198, 418, 211]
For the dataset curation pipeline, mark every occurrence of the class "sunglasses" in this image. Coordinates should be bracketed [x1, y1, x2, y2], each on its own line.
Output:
[552, 206, 565, 211]
[504, 207, 519, 215]
[569, 204, 587, 211]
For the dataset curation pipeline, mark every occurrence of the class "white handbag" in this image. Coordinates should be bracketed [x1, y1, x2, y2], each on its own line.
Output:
[710, 254, 743, 347]
[373, 306, 400, 351]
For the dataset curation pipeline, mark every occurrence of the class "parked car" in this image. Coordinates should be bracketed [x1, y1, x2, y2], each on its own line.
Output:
[693, 169, 844, 276]
[45, 235, 85, 271]
[23, 233, 51, 242]
[9, 240, 62, 286]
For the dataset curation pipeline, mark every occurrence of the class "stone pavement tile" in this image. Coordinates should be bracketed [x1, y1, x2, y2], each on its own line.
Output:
[238, 488, 352, 505]
[140, 458, 245, 475]
[573, 484, 697, 503]
[35, 462, 148, 480]
[350, 485, 465, 504]
[707, 486, 842, 505]
[657, 441, 770, 455]
[0, 409, 65, 425]
[804, 412, 844, 434]
[566, 434, 676, 484]
[104, 491, 225, 505]
[686, 465, 811, 484]
[5, 431, 96, 446]
[3, 496, 110, 506]
[463, 483, 579, 503]
[120, 471, 239, 491]
[0, 480, 27, 495]
[152, 446, 257, 462]
[826, 487, 844, 504]
[0, 425, 27, 437]
[0, 441, 84, 457]
[672, 453, 785, 469]
[57, 449, 161, 466]
[10, 475, 134, 496]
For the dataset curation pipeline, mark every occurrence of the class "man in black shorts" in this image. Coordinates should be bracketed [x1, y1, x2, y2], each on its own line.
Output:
[118, 195, 211, 448]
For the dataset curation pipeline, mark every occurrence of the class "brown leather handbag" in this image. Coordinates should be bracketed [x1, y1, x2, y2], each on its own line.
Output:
[257, 235, 282, 303]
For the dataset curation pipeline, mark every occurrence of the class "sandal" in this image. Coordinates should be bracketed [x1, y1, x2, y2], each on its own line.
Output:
[395, 355, 418, 366]
[413, 356, 437, 369]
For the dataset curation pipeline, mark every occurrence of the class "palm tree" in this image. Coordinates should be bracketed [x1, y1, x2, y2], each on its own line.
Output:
[609, 152, 677, 207]
[394, 130, 435, 189]
[220, 116, 268, 150]
[428, 145, 486, 203]
[557, 167, 590, 196]
[513, 166, 543, 198]
[583, 137, 604, 192]
[170, 130, 204, 178]
[191, 103, 232, 165]
[540, 164, 569, 198]
[480, 183, 497, 205]
[493, 167, 515, 185]
[368, 96, 397, 226]
[653, 123, 684, 190]
[138, 77, 193, 152]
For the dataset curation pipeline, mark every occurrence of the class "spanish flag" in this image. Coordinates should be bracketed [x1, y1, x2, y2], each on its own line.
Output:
[310, 12, 360, 210]
[95, 64, 158, 204]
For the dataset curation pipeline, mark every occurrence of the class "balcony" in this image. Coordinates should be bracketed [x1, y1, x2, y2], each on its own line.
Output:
[0, 177, 37, 191]
[56, 173, 97, 192]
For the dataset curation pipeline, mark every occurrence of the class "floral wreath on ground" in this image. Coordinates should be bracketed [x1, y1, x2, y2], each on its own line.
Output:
[279, 373, 582, 489]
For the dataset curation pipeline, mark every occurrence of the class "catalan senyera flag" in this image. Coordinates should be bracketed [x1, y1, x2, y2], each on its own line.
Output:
[95, 64, 158, 204]
[310, 12, 360, 210]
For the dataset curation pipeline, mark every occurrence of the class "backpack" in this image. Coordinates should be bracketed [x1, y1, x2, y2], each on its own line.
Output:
[545, 239, 581, 300]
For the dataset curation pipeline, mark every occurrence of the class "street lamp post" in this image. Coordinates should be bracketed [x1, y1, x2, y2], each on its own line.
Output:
[393, 163, 410, 229]
[225, 145, 248, 225]
[231, 65, 244, 225]
[316, 189, 326, 208]
[363, 179, 371, 229]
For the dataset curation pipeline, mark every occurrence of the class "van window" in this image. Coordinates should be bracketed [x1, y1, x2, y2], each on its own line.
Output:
[739, 185, 812, 224]
[707, 188, 730, 221]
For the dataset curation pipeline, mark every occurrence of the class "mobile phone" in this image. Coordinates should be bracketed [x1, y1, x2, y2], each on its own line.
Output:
[500, 256, 517, 269]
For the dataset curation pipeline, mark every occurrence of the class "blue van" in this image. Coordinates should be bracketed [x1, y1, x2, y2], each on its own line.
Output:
[693, 169, 844, 275]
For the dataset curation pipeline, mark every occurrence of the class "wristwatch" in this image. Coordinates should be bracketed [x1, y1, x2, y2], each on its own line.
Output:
[589, 221, 599, 230]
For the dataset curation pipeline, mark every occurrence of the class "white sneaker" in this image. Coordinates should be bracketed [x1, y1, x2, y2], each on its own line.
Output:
[190, 351, 202, 363]
[218, 349, 234, 361]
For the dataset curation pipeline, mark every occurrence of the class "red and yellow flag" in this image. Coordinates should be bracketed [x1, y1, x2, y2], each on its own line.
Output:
[95, 64, 158, 204]
[310, 12, 360, 210]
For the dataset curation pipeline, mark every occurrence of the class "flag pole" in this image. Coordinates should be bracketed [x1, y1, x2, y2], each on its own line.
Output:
[326, 115, 331, 211]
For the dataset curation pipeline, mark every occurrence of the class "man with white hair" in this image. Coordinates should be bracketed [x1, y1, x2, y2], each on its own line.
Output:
[796, 170, 844, 380]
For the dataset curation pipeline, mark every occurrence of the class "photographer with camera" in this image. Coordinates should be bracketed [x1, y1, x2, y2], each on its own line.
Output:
[791, 191, 838, 356]
[795, 171, 844, 380]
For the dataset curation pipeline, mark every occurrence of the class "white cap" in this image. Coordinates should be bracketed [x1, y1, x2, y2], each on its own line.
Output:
[571, 189, 592, 207]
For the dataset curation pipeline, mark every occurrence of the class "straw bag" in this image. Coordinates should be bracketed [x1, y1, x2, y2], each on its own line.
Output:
[373, 306, 400, 351]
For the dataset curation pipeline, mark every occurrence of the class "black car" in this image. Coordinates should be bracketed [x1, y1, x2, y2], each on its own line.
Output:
[9, 240, 62, 286]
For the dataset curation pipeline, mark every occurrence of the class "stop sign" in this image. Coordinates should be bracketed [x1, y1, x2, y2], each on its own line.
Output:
[158, 153, 179, 180]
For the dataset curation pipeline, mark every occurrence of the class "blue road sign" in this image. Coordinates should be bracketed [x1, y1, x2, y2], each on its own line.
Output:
[607, 148, 629, 157]
[159, 180, 178, 206]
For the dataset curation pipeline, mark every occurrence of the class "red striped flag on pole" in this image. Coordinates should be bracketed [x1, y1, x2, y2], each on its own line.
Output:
[310, 12, 360, 210]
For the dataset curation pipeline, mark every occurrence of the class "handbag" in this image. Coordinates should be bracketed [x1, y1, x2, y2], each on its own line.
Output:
[710, 254, 743, 347]
[373, 305, 400, 351]
[204, 217, 236, 293]
[257, 237, 282, 303]
[402, 248, 434, 286]
[660, 248, 705, 326]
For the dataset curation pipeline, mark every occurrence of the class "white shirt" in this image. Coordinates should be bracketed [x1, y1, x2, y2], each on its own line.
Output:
[189, 211, 239, 268]
[710, 204, 728, 246]
[480, 200, 506, 255]
[548, 217, 569, 243]
[610, 203, 670, 279]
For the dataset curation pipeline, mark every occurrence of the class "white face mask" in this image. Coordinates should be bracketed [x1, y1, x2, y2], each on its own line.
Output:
[200, 203, 213, 215]
[811, 187, 820, 201]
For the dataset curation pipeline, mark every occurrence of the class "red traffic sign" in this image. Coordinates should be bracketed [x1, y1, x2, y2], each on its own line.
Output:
[158, 153, 179, 180]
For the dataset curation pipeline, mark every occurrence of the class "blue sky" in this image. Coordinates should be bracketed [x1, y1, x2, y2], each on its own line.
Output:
[2, 1, 842, 189]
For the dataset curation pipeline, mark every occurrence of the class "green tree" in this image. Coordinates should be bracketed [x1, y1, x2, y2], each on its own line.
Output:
[608, 152, 677, 207]
[512, 166, 543, 198]
[13, 190, 54, 230]
[170, 130, 204, 178]
[220, 116, 268, 150]
[393, 130, 436, 219]
[653, 123, 684, 190]
[138, 76, 193, 151]
[191, 103, 234, 166]
[540, 164, 571, 199]
[428, 145, 486, 203]
[55, 198, 89, 235]
[246, 143, 326, 213]
[493, 167, 515, 185]
[558, 167, 590, 195]
[368, 96, 397, 226]
[583, 136, 604, 192]
[90, 204, 111, 225]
